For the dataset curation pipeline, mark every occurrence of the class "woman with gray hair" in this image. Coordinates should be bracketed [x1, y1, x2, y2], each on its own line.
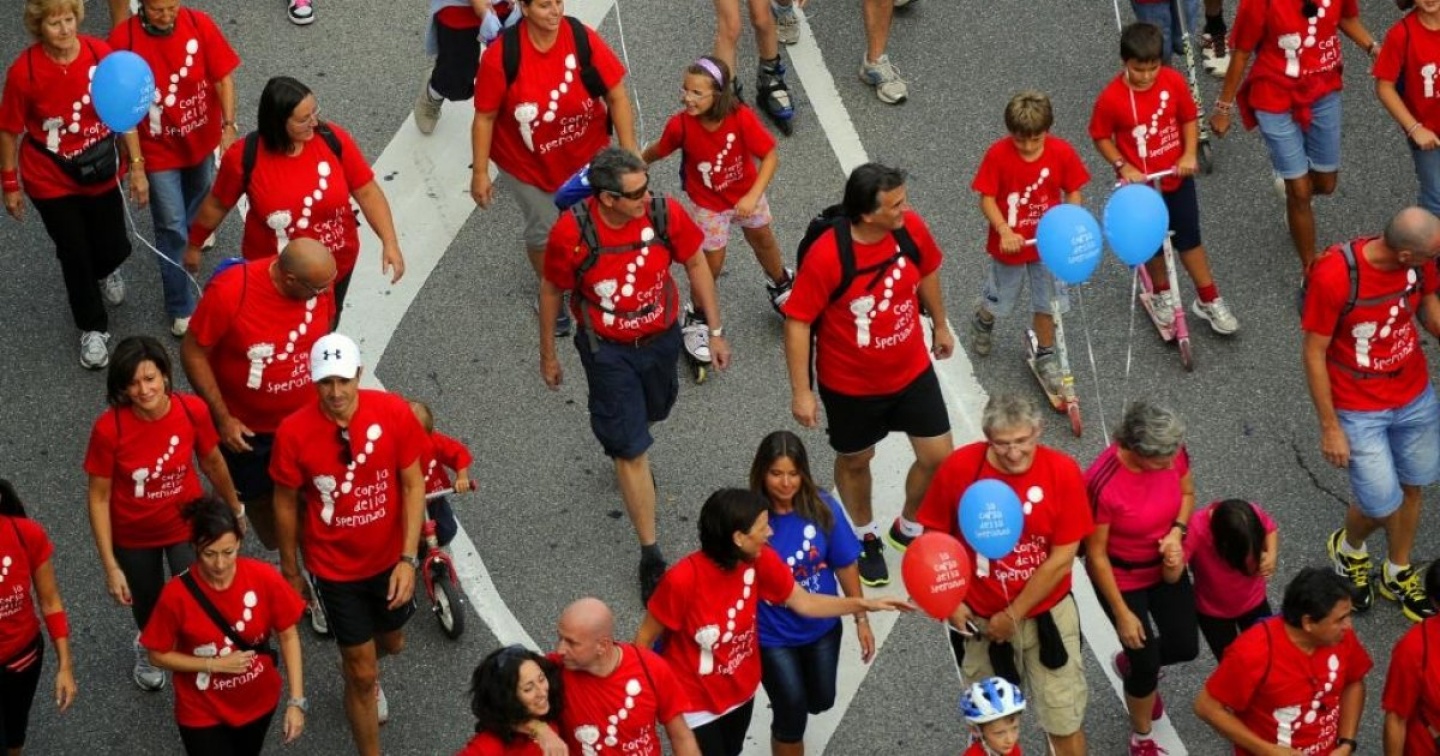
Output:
[1082, 400, 1199, 753]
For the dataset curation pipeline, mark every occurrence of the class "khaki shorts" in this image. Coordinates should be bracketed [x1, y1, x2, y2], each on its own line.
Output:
[949, 594, 1087, 737]
[498, 168, 560, 251]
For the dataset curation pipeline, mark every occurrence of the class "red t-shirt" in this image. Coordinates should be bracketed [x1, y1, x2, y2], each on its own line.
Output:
[963, 742, 1022, 756]
[456, 727, 553, 756]
[971, 135, 1091, 263]
[0, 38, 127, 200]
[1205, 618, 1372, 755]
[108, 9, 239, 173]
[1374, 14, 1440, 134]
[1231, 0, 1357, 116]
[916, 443, 1094, 618]
[269, 390, 425, 582]
[0, 516, 54, 662]
[651, 106, 776, 213]
[780, 210, 944, 396]
[1185, 502, 1278, 619]
[210, 122, 374, 278]
[139, 557, 306, 728]
[436, 6, 484, 29]
[1084, 444, 1191, 592]
[1300, 238, 1436, 412]
[83, 394, 218, 549]
[647, 548, 795, 716]
[187, 258, 335, 434]
[474, 21, 626, 191]
[544, 196, 703, 341]
[1381, 618, 1440, 756]
[1088, 67, 1197, 192]
[553, 645, 689, 755]
[423, 431, 474, 497]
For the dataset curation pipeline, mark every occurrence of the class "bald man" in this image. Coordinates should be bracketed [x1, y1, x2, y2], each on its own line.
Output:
[543, 598, 699, 756]
[1303, 206, 1440, 624]
[181, 239, 338, 561]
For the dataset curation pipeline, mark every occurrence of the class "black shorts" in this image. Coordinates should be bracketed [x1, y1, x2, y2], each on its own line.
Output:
[818, 366, 950, 455]
[1162, 177, 1203, 253]
[220, 433, 275, 502]
[429, 20, 482, 101]
[312, 569, 416, 648]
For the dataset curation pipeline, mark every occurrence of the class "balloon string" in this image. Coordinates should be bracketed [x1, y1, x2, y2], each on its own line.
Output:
[1124, 267, 1139, 408]
[1075, 287, 1109, 441]
[611, 0, 647, 145]
[110, 148, 204, 298]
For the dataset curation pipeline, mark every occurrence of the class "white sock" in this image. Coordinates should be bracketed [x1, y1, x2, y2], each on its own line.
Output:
[427, 85, 444, 103]
[896, 516, 923, 537]
[1337, 533, 1367, 557]
[854, 521, 881, 539]
[1131, 730, 1154, 742]
[1386, 561, 1410, 580]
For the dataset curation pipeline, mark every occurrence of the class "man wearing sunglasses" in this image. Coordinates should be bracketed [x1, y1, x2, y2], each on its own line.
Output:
[539, 147, 727, 604]
[270, 332, 428, 756]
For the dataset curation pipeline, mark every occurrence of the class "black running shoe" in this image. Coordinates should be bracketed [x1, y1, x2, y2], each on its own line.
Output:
[1379, 562, 1438, 622]
[857, 534, 889, 587]
[1326, 528, 1374, 613]
[639, 557, 667, 606]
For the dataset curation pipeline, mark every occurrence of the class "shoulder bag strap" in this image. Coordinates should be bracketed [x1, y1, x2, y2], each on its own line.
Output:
[180, 570, 274, 659]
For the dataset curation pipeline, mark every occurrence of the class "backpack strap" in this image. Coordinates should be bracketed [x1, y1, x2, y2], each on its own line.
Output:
[566, 16, 609, 99]
[570, 197, 676, 350]
[502, 22, 522, 88]
[239, 131, 261, 197]
[826, 220, 857, 306]
[314, 122, 344, 161]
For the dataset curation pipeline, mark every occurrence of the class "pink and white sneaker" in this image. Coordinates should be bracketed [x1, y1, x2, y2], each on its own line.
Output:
[287, 0, 315, 25]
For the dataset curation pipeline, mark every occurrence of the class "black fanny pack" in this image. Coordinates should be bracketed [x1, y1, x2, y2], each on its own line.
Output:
[30, 134, 119, 186]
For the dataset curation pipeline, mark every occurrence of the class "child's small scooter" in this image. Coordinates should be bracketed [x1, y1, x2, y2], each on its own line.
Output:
[1020, 240, 1083, 436]
[1125, 169, 1196, 371]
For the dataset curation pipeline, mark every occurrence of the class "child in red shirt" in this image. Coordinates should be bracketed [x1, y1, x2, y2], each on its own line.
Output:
[643, 56, 791, 327]
[969, 90, 1090, 399]
[414, 0, 518, 135]
[409, 399, 472, 548]
[960, 677, 1025, 756]
[1090, 22, 1240, 337]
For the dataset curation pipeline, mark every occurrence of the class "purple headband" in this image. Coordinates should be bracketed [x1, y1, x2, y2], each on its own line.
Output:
[695, 58, 725, 88]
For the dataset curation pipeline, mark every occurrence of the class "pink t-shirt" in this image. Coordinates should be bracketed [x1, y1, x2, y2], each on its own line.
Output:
[1083, 444, 1191, 592]
[1185, 502, 1277, 618]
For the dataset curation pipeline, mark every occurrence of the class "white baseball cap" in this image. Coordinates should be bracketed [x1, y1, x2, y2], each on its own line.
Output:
[311, 333, 362, 381]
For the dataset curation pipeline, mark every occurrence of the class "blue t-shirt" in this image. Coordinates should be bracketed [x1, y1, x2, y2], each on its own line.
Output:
[758, 492, 862, 647]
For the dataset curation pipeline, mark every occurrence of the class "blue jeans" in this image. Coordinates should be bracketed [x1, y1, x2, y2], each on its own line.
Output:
[1410, 142, 1440, 217]
[759, 622, 842, 743]
[147, 158, 216, 318]
[1336, 384, 1440, 518]
[1131, 0, 1200, 59]
[1254, 91, 1343, 180]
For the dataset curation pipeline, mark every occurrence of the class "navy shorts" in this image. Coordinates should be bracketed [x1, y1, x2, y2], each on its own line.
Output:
[312, 569, 417, 648]
[575, 324, 682, 459]
[220, 433, 275, 502]
[1162, 177, 1203, 254]
[819, 366, 950, 455]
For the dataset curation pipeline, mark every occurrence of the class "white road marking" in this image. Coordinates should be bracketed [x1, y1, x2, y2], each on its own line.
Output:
[341, 0, 1187, 751]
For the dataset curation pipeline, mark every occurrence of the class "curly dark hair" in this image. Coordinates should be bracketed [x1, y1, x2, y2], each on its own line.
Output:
[468, 646, 562, 742]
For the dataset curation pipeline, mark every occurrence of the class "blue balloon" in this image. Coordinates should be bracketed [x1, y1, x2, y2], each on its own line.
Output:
[1103, 184, 1170, 266]
[1035, 204, 1103, 285]
[958, 479, 1024, 560]
[91, 51, 156, 133]
[553, 164, 592, 210]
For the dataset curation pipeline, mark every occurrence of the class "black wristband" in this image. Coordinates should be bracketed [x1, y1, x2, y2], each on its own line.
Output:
[1336, 737, 1357, 752]
[1171, 520, 1188, 536]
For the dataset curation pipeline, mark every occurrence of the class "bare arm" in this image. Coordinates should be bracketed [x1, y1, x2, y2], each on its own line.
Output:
[1195, 686, 1300, 755]
[1338, 15, 1377, 53]
[197, 446, 243, 514]
[470, 110, 498, 207]
[1302, 330, 1348, 468]
[634, 611, 666, 648]
[783, 317, 818, 427]
[1211, 47, 1254, 137]
[1, 130, 22, 220]
[123, 130, 149, 206]
[1383, 711, 1408, 756]
[1422, 292, 1440, 338]
[182, 193, 233, 271]
[916, 271, 952, 360]
[1084, 525, 1141, 645]
[682, 251, 729, 369]
[783, 584, 909, 618]
[351, 180, 405, 283]
[107, 0, 130, 28]
[274, 485, 302, 582]
[86, 475, 131, 606]
[181, 333, 252, 452]
[213, 74, 239, 152]
[663, 715, 701, 756]
[604, 81, 638, 154]
[835, 563, 875, 663]
[1335, 679, 1365, 751]
[538, 277, 564, 389]
[32, 559, 76, 711]
[277, 624, 306, 743]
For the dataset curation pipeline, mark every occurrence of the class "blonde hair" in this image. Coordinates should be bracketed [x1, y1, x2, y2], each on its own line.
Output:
[24, 0, 85, 40]
[1004, 90, 1053, 137]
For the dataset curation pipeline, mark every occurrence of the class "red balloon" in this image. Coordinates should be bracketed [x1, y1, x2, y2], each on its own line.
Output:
[901, 532, 972, 620]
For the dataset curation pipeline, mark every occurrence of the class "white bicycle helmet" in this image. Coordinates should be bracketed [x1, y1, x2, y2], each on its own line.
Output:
[960, 676, 1026, 724]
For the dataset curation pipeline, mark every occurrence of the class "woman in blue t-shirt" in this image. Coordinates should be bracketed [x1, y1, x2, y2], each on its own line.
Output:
[749, 431, 870, 756]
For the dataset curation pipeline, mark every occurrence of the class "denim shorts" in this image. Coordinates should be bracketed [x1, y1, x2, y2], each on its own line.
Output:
[1337, 384, 1440, 518]
[1409, 142, 1440, 217]
[981, 259, 1070, 318]
[1130, 0, 1200, 58]
[1254, 91, 1342, 180]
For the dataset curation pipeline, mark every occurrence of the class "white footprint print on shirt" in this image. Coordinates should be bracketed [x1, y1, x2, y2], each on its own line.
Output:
[266, 210, 293, 253]
[131, 435, 181, 498]
[514, 102, 540, 152]
[593, 279, 618, 326]
[515, 53, 579, 152]
[1279, 34, 1303, 78]
[316, 423, 384, 524]
[1424, 63, 1438, 99]
[695, 625, 721, 675]
[575, 725, 601, 756]
[314, 475, 338, 524]
[48, 66, 96, 152]
[595, 228, 656, 322]
[698, 134, 736, 190]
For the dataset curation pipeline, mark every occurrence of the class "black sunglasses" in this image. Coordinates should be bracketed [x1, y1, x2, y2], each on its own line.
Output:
[1302, 0, 1318, 17]
[607, 178, 650, 201]
[337, 427, 352, 467]
[495, 644, 532, 671]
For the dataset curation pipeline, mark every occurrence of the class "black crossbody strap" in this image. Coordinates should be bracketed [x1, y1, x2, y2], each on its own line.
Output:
[180, 570, 275, 660]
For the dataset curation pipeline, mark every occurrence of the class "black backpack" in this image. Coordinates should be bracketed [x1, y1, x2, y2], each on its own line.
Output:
[793, 204, 923, 385]
[569, 196, 675, 349]
[239, 123, 343, 196]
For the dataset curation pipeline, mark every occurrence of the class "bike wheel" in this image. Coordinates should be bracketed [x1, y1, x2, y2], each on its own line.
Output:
[433, 576, 467, 640]
[1179, 338, 1195, 372]
[1067, 403, 1083, 437]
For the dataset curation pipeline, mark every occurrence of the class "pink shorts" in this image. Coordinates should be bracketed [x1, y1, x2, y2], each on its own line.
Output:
[693, 195, 773, 251]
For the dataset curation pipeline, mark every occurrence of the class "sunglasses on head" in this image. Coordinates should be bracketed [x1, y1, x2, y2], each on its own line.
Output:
[337, 427, 352, 466]
[1302, 0, 1318, 17]
[495, 644, 532, 671]
[607, 178, 650, 201]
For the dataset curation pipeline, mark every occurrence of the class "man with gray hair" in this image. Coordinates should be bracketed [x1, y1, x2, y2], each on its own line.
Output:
[539, 147, 730, 603]
[914, 392, 1093, 756]
[1303, 205, 1440, 623]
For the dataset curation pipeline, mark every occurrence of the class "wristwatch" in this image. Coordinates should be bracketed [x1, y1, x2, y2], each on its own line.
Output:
[399, 555, 420, 569]
[287, 697, 308, 713]
[710, 326, 726, 338]
[1335, 737, 1357, 751]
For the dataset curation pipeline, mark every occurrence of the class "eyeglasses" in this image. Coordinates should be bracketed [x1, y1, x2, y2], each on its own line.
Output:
[290, 107, 321, 127]
[680, 87, 715, 102]
[289, 272, 333, 296]
[988, 430, 1040, 452]
[337, 427, 352, 466]
[607, 178, 650, 201]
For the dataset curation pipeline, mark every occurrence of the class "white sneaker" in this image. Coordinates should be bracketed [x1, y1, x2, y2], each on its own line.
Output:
[1201, 33, 1230, 77]
[101, 270, 126, 305]
[1192, 297, 1239, 335]
[859, 55, 908, 104]
[133, 637, 166, 691]
[80, 331, 111, 370]
[773, 2, 799, 45]
[170, 317, 190, 337]
[287, 0, 314, 25]
[308, 596, 330, 635]
[376, 683, 389, 725]
[1272, 172, 1287, 200]
[1151, 290, 1178, 329]
[413, 76, 443, 135]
